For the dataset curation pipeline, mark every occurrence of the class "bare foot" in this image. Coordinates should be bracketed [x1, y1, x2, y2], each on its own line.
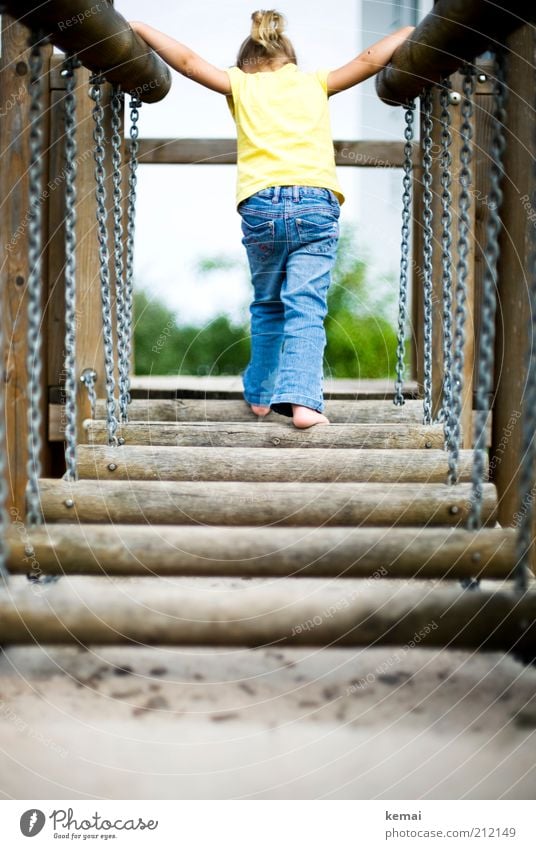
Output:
[292, 405, 330, 428]
[251, 404, 271, 417]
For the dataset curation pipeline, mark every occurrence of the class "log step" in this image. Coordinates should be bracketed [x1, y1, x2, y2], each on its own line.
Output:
[6, 524, 516, 579]
[126, 375, 419, 401]
[38, 479, 497, 527]
[77, 445, 480, 483]
[0, 575, 534, 649]
[84, 420, 445, 449]
[94, 398, 425, 423]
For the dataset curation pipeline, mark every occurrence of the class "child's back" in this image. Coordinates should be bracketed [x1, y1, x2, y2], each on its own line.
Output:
[227, 63, 345, 207]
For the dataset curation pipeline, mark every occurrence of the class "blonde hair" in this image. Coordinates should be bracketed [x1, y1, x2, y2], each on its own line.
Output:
[237, 10, 297, 70]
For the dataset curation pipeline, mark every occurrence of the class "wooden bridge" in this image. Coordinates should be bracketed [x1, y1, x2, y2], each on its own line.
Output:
[1, 1, 535, 665]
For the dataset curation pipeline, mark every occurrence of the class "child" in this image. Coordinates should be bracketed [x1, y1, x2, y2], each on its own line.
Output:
[130, 11, 414, 428]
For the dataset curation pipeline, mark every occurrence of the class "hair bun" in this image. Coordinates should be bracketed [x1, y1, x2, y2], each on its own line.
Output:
[251, 9, 286, 48]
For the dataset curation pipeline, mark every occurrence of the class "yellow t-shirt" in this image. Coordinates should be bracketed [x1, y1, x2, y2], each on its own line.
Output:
[226, 63, 345, 207]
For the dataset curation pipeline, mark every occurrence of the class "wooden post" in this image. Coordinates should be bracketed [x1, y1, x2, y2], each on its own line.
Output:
[46, 58, 113, 445]
[492, 23, 536, 546]
[0, 16, 53, 518]
[413, 74, 476, 445]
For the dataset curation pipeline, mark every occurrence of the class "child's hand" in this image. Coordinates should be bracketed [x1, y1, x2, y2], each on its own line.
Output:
[129, 21, 147, 38]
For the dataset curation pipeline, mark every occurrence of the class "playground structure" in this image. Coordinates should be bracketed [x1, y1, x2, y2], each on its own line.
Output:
[0, 0, 535, 658]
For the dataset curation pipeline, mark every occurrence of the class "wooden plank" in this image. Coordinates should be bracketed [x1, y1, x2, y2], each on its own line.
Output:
[93, 398, 426, 424]
[472, 62, 495, 399]
[50, 404, 489, 444]
[1, 575, 534, 649]
[76, 445, 479, 483]
[6, 524, 515, 579]
[493, 22, 536, 542]
[136, 138, 414, 168]
[0, 17, 53, 517]
[83, 420, 445, 449]
[125, 375, 420, 401]
[38, 478, 497, 526]
[47, 398, 428, 436]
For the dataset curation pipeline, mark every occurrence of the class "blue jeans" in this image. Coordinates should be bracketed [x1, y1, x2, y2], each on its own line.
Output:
[239, 186, 340, 417]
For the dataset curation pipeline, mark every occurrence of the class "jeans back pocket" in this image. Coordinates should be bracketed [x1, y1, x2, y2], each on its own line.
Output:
[295, 211, 339, 255]
[241, 213, 276, 261]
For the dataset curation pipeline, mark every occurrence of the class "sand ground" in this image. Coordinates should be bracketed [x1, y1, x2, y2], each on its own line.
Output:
[1, 587, 535, 800]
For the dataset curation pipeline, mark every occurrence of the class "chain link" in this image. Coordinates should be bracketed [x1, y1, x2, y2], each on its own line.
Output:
[421, 88, 434, 425]
[91, 78, 119, 446]
[439, 79, 454, 453]
[394, 101, 415, 406]
[468, 52, 507, 533]
[110, 85, 130, 424]
[80, 368, 98, 419]
[447, 66, 475, 485]
[26, 34, 47, 527]
[123, 96, 141, 422]
[62, 55, 80, 482]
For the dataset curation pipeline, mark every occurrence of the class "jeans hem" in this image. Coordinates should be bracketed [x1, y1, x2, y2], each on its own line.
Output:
[269, 393, 324, 418]
[243, 392, 273, 406]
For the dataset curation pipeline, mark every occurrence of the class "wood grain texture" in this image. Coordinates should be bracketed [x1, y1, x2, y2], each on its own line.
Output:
[126, 375, 420, 401]
[46, 60, 110, 441]
[0, 18, 52, 516]
[1, 575, 534, 649]
[83, 421, 445, 450]
[76, 445, 479, 483]
[137, 138, 414, 167]
[493, 22, 536, 546]
[38, 478, 497, 527]
[5, 524, 515, 579]
[94, 398, 426, 424]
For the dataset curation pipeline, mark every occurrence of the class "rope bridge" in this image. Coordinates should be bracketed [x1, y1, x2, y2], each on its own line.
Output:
[0, 1, 534, 658]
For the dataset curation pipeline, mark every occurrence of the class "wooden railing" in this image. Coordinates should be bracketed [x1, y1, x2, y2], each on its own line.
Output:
[1, 0, 170, 102]
[376, 0, 534, 105]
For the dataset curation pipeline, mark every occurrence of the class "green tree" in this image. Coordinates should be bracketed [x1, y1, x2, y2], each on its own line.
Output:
[325, 230, 398, 378]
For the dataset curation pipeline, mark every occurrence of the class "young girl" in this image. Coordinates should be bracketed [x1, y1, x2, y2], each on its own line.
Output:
[130, 11, 414, 428]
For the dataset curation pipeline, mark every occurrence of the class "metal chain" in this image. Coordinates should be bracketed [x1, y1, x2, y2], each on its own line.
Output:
[439, 79, 454, 452]
[62, 55, 80, 482]
[394, 101, 415, 406]
[468, 51, 507, 533]
[91, 77, 119, 446]
[514, 49, 536, 595]
[123, 96, 141, 422]
[80, 368, 98, 419]
[110, 84, 130, 423]
[448, 66, 475, 485]
[421, 88, 434, 425]
[26, 34, 47, 527]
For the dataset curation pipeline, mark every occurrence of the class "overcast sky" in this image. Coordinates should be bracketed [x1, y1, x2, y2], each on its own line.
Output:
[119, 1, 424, 324]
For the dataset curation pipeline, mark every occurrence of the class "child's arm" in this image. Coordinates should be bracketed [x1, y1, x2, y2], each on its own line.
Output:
[327, 26, 415, 95]
[129, 21, 231, 95]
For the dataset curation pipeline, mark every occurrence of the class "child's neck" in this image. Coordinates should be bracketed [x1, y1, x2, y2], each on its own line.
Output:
[243, 59, 292, 74]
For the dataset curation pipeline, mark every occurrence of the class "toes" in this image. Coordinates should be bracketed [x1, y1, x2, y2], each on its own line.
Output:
[251, 404, 271, 417]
